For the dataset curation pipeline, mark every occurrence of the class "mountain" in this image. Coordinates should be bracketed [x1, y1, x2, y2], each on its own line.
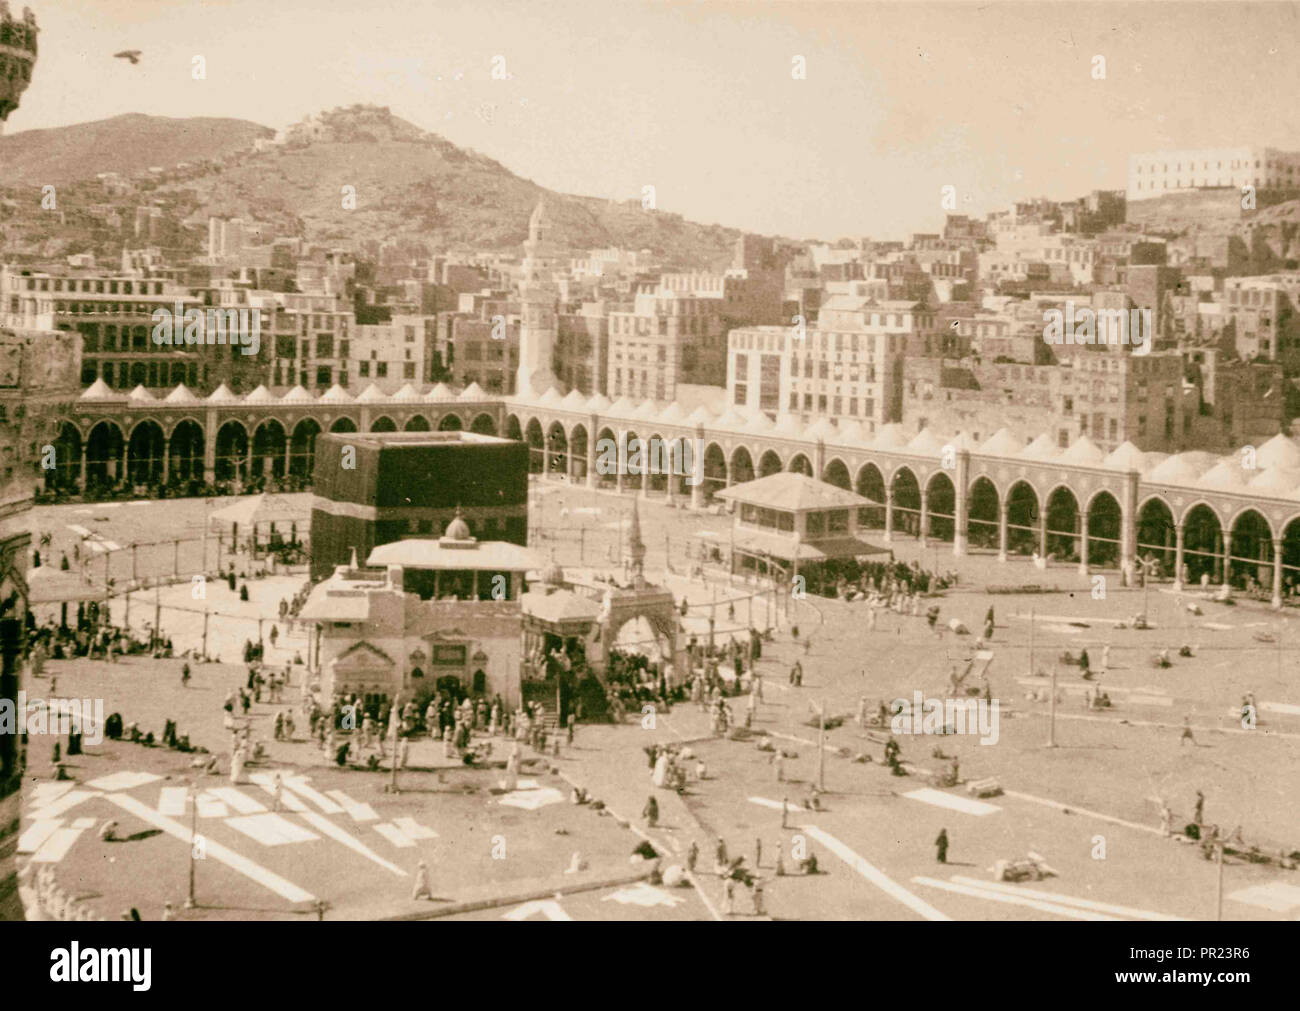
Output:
[0, 106, 748, 267]
[0, 113, 273, 186]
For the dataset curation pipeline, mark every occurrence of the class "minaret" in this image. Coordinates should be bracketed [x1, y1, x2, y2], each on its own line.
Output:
[0, 6, 40, 130]
[627, 499, 646, 586]
[515, 199, 561, 397]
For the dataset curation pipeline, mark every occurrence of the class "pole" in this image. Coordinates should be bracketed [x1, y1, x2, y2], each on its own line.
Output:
[173, 539, 180, 580]
[132, 542, 138, 583]
[1028, 608, 1035, 676]
[817, 699, 826, 791]
[389, 693, 401, 794]
[202, 608, 210, 662]
[153, 580, 161, 652]
[186, 781, 197, 908]
[1216, 841, 1224, 920]
[1048, 662, 1057, 748]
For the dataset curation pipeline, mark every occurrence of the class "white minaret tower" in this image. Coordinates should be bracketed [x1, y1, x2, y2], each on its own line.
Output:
[516, 199, 561, 397]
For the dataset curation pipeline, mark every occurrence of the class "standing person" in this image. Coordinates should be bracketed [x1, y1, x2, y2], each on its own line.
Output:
[1181, 716, 1195, 747]
[751, 876, 765, 916]
[1194, 790, 1205, 825]
[773, 750, 785, 782]
[724, 876, 736, 915]
[935, 828, 949, 864]
[271, 772, 283, 812]
[181, 662, 191, 687]
[411, 860, 432, 901]
[643, 795, 659, 828]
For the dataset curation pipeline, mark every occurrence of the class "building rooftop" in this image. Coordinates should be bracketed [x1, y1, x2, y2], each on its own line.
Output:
[716, 471, 875, 512]
[367, 538, 542, 572]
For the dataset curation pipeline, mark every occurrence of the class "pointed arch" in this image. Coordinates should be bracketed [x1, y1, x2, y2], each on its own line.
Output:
[369, 415, 397, 433]
[1085, 490, 1123, 570]
[1005, 480, 1039, 557]
[215, 420, 249, 482]
[925, 470, 956, 544]
[127, 419, 165, 484]
[404, 414, 431, 432]
[438, 412, 463, 432]
[731, 446, 755, 486]
[890, 466, 921, 538]
[470, 412, 497, 436]
[1044, 485, 1081, 563]
[821, 458, 851, 490]
[290, 418, 322, 480]
[168, 419, 205, 486]
[855, 462, 886, 528]
[967, 476, 999, 551]
[758, 449, 783, 478]
[329, 416, 357, 434]
[703, 442, 727, 502]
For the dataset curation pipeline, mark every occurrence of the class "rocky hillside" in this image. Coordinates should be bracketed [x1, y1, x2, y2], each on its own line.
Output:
[0, 113, 273, 186]
[1, 106, 746, 267]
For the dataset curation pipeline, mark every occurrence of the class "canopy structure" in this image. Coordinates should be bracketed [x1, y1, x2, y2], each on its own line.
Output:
[208, 493, 307, 534]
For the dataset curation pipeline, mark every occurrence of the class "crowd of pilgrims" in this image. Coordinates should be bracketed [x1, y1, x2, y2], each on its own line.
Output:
[288, 684, 576, 770]
[826, 558, 959, 601]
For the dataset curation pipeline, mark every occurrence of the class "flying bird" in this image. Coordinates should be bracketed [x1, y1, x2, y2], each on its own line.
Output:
[113, 50, 142, 64]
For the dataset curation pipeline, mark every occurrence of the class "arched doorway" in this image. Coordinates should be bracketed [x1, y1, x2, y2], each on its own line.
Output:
[1086, 491, 1123, 570]
[730, 446, 755, 486]
[822, 458, 851, 490]
[370, 416, 397, 433]
[1005, 481, 1039, 556]
[890, 466, 921, 538]
[252, 419, 287, 480]
[702, 442, 727, 502]
[49, 422, 83, 491]
[1045, 486, 1080, 562]
[168, 419, 205, 486]
[855, 462, 886, 529]
[788, 453, 813, 478]
[438, 413, 464, 432]
[290, 418, 322, 479]
[524, 418, 545, 474]
[404, 414, 430, 432]
[1183, 503, 1225, 585]
[926, 470, 956, 544]
[470, 412, 497, 435]
[758, 449, 783, 478]
[85, 420, 124, 486]
[214, 420, 249, 482]
[967, 476, 999, 551]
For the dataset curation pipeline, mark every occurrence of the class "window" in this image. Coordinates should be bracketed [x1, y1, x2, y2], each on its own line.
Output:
[359, 361, 370, 377]
[377, 362, 388, 378]
[403, 362, 416, 379]
[316, 366, 332, 387]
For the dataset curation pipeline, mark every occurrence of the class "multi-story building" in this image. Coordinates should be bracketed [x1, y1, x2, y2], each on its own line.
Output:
[351, 315, 437, 392]
[555, 304, 607, 396]
[269, 292, 354, 391]
[1127, 147, 1300, 202]
[1223, 274, 1300, 371]
[902, 347, 1190, 454]
[727, 296, 929, 430]
[0, 267, 213, 390]
[607, 288, 726, 401]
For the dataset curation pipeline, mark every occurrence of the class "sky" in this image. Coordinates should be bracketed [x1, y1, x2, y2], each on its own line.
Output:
[9, 0, 1300, 241]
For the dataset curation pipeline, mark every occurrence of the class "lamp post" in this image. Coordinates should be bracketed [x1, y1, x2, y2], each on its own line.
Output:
[185, 779, 198, 909]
